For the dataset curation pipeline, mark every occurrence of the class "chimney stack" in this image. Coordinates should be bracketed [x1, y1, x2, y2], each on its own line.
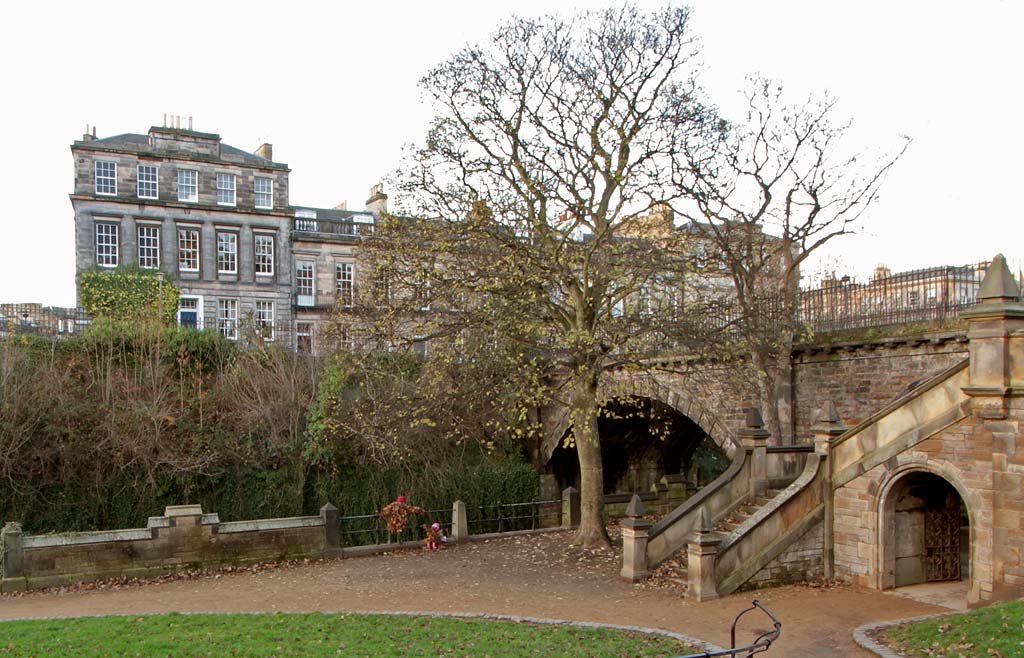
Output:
[334, 200, 348, 210]
[365, 183, 388, 215]
[82, 124, 95, 141]
[255, 143, 273, 161]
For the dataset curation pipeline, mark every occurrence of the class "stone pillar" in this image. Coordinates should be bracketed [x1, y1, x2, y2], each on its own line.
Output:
[961, 254, 1024, 420]
[620, 495, 653, 581]
[811, 401, 846, 581]
[451, 500, 469, 544]
[687, 508, 721, 601]
[561, 486, 580, 529]
[1, 522, 26, 590]
[320, 503, 340, 557]
[738, 408, 770, 497]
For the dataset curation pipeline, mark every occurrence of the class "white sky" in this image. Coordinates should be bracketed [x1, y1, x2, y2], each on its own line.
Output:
[1, 0, 1021, 306]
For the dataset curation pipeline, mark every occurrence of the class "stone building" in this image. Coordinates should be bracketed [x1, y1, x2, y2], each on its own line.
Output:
[70, 122, 386, 350]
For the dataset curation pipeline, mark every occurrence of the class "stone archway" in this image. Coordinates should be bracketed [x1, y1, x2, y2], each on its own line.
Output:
[538, 373, 738, 467]
[877, 465, 973, 593]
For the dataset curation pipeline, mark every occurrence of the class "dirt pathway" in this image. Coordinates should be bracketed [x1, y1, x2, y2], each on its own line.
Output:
[0, 531, 945, 656]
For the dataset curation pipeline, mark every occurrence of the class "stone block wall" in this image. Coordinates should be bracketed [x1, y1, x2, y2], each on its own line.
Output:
[792, 335, 968, 440]
[742, 519, 824, 590]
[830, 409, 1024, 605]
[1, 504, 334, 592]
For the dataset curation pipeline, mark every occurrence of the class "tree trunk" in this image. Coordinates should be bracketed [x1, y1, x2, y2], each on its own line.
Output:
[571, 375, 610, 547]
[751, 348, 782, 444]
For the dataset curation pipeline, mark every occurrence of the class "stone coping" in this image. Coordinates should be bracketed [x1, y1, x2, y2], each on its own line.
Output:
[23, 529, 152, 549]
[219, 516, 323, 534]
[20, 514, 324, 548]
[0, 610, 724, 655]
[852, 611, 958, 658]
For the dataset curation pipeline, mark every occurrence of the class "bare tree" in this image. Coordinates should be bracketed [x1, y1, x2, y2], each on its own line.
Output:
[674, 76, 910, 441]
[371, 4, 718, 546]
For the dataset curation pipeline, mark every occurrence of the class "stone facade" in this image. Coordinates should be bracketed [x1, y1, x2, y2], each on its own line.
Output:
[70, 125, 385, 352]
[72, 126, 295, 339]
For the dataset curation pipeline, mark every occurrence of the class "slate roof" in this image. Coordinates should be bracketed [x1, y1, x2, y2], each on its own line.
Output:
[75, 131, 283, 168]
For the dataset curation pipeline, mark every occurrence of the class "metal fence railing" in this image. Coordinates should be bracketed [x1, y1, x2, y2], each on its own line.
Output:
[334, 500, 560, 548]
[798, 261, 1000, 334]
[468, 500, 560, 535]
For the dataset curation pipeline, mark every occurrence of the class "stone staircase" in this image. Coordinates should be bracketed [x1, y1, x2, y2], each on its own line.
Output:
[715, 489, 781, 534]
[649, 488, 785, 592]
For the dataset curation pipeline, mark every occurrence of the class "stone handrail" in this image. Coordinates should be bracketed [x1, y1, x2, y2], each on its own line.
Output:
[646, 445, 751, 568]
[713, 451, 826, 596]
[829, 359, 969, 489]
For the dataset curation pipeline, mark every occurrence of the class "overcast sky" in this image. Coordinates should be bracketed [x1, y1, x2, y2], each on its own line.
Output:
[2, 0, 1020, 306]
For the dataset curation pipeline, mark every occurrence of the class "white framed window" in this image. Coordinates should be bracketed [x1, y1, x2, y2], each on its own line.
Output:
[95, 223, 118, 267]
[254, 234, 275, 276]
[177, 228, 199, 272]
[137, 164, 158, 199]
[254, 177, 273, 209]
[137, 225, 160, 269]
[335, 261, 354, 307]
[217, 299, 237, 339]
[254, 301, 275, 340]
[216, 173, 236, 206]
[373, 269, 391, 306]
[296, 321, 313, 354]
[177, 296, 202, 329]
[339, 327, 353, 351]
[95, 161, 117, 195]
[217, 231, 238, 274]
[296, 260, 315, 306]
[177, 169, 198, 202]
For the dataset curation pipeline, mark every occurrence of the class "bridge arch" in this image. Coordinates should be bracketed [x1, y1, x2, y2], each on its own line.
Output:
[539, 373, 739, 467]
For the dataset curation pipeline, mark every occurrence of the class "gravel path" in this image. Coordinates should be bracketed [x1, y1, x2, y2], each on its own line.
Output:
[0, 530, 945, 656]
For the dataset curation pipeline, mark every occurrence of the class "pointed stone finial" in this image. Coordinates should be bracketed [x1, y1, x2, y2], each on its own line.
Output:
[978, 254, 1022, 302]
[696, 506, 713, 533]
[625, 494, 646, 518]
[818, 400, 841, 424]
[811, 400, 847, 450]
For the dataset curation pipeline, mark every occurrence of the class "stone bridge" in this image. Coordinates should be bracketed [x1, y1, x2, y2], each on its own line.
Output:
[533, 323, 970, 498]
[611, 256, 1024, 608]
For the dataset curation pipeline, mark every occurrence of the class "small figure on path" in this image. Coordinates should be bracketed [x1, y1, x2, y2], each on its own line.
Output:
[379, 495, 424, 537]
[423, 521, 446, 551]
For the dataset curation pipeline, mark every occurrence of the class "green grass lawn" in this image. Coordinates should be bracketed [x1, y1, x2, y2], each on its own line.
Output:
[883, 599, 1024, 657]
[0, 612, 695, 657]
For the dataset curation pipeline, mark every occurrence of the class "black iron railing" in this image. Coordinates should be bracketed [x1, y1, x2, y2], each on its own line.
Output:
[468, 499, 559, 535]
[677, 600, 782, 657]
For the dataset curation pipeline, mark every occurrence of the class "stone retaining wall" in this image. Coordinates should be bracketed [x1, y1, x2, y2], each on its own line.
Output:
[1, 504, 338, 592]
[742, 519, 824, 590]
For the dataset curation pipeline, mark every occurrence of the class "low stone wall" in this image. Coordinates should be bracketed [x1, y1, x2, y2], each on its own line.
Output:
[1, 498, 570, 594]
[1, 504, 339, 592]
[741, 519, 824, 590]
[604, 474, 692, 518]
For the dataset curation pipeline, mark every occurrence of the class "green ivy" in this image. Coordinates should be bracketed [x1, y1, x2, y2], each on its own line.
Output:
[78, 266, 179, 324]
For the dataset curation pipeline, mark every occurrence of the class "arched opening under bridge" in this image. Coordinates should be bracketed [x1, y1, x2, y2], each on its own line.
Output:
[545, 395, 729, 495]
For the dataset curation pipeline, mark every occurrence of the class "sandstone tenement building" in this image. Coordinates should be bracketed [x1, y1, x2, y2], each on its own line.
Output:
[71, 121, 383, 351]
